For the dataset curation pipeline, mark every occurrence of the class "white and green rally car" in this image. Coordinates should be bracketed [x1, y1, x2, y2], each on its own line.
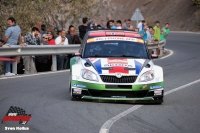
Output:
[69, 30, 164, 104]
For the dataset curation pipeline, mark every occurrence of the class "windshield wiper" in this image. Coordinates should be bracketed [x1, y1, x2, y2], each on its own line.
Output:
[84, 55, 110, 58]
[121, 55, 141, 58]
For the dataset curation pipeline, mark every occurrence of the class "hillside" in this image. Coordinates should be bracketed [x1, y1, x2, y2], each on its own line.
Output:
[96, 0, 200, 31]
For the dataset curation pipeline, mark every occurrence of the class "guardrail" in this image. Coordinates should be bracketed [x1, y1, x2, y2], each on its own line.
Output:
[0, 41, 165, 74]
[0, 45, 80, 74]
[146, 40, 165, 55]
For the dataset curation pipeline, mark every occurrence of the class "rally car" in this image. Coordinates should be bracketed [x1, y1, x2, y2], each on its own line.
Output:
[69, 30, 164, 104]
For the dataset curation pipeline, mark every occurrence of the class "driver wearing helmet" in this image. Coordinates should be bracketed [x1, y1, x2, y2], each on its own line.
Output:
[91, 44, 103, 55]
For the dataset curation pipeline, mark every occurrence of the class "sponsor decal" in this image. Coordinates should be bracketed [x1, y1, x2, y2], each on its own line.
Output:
[134, 60, 142, 74]
[73, 84, 86, 88]
[150, 85, 162, 89]
[140, 85, 147, 90]
[93, 59, 102, 74]
[87, 37, 144, 44]
[108, 58, 129, 74]
[104, 64, 133, 67]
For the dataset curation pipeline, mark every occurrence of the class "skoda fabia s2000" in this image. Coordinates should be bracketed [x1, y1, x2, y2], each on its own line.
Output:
[69, 30, 164, 104]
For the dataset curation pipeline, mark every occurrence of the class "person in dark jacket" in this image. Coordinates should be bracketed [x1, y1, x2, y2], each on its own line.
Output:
[35, 34, 49, 72]
[66, 25, 81, 44]
[106, 17, 112, 29]
[78, 17, 88, 40]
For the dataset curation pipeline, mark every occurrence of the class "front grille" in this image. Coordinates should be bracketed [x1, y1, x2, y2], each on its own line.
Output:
[100, 75, 137, 83]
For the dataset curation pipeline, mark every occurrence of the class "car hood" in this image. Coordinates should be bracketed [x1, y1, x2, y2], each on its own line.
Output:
[83, 58, 149, 75]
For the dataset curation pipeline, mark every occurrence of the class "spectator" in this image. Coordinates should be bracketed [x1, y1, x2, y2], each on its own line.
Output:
[100, 20, 106, 29]
[153, 21, 161, 41]
[3, 17, 23, 76]
[109, 20, 117, 29]
[147, 26, 153, 40]
[47, 31, 55, 45]
[123, 19, 131, 29]
[35, 34, 49, 72]
[147, 28, 158, 54]
[106, 17, 112, 29]
[90, 23, 98, 29]
[0, 39, 4, 47]
[66, 25, 81, 44]
[123, 20, 127, 29]
[55, 30, 68, 70]
[40, 24, 46, 37]
[57, 30, 62, 37]
[24, 27, 40, 74]
[87, 18, 93, 28]
[139, 25, 148, 41]
[129, 25, 134, 30]
[160, 23, 170, 53]
[135, 28, 139, 33]
[116, 20, 122, 29]
[79, 17, 88, 40]
[137, 20, 145, 31]
[97, 24, 102, 29]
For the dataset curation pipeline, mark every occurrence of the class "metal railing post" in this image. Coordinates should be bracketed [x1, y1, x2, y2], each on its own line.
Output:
[52, 55, 57, 71]
[12, 61, 17, 74]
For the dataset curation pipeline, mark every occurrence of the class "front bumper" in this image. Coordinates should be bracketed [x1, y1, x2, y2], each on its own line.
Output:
[71, 80, 164, 101]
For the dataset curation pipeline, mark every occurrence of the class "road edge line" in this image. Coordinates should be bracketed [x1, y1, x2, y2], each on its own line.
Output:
[99, 78, 200, 133]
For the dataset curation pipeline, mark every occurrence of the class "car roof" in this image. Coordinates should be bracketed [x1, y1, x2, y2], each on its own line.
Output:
[87, 29, 142, 38]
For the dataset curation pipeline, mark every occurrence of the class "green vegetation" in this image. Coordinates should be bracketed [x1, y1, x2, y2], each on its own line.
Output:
[192, 0, 200, 6]
[0, 0, 98, 37]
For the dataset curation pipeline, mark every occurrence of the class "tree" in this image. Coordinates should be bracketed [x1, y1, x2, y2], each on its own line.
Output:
[0, 0, 99, 37]
[191, 0, 200, 6]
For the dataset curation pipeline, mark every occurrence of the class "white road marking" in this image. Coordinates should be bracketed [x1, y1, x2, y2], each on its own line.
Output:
[0, 70, 70, 80]
[157, 48, 173, 60]
[171, 31, 200, 34]
[99, 78, 200, 133]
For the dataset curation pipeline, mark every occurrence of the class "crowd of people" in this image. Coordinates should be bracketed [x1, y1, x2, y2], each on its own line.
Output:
[0, 16, 170, 76]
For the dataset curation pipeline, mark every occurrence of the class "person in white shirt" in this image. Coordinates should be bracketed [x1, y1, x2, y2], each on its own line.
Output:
[55, 30, 68, 45]
[116, 20, 122, 29]
[137, 20, 145, 32]
[55, 30, 69, 70]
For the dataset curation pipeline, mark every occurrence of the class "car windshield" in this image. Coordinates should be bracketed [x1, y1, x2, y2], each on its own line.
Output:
[83, 40, 149, 59]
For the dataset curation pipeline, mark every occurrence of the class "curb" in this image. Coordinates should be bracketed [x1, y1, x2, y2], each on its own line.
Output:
[154, 48, 173, 60]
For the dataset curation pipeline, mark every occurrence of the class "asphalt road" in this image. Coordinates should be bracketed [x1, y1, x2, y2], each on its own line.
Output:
[0, 32, 200, 133]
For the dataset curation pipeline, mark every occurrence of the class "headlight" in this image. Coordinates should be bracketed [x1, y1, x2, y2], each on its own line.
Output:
[139, 70, 154, 82]
[81, 69, 98, 82]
